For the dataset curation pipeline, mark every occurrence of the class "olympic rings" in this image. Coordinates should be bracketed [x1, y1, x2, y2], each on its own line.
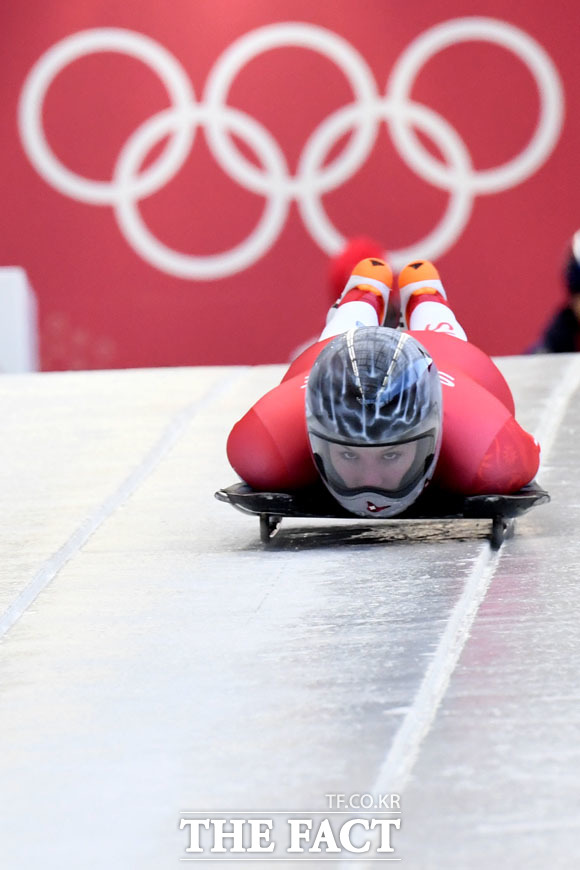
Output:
[18, 18, 564, 278]
[18, 28, 196, 205]
[297, 99, 474, 265]
[114, 104, 290, 279]
[203, 22, 378, 199]
[386, 17, 564, 196]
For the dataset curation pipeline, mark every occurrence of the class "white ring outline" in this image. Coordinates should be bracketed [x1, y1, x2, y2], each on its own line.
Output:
[387, 17, 564, 194]
[114, 104, 290, 279]
[17, 18, 565, 279]
[203, 22, 379, 198]
[297, 98, 474, 267]
[18, 28, 195, 205]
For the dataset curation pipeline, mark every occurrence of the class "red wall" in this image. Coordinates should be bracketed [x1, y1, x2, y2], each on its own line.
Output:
[1, 0, 578, 369]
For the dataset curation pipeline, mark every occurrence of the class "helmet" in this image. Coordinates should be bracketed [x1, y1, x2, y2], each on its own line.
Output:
[305, 326, 442, 517]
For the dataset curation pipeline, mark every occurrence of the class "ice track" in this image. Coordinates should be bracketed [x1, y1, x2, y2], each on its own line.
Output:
[0, 355, 579, 869]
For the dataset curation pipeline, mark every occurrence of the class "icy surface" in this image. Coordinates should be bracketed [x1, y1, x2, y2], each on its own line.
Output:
[0, 355, 578, 869]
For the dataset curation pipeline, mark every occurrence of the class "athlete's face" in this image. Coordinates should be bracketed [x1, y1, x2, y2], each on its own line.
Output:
[328, 441, 418, 491]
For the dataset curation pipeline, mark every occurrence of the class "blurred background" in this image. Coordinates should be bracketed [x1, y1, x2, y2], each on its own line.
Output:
[1, 0, 578, 371]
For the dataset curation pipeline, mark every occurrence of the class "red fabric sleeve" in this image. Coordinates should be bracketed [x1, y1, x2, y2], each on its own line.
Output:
[411, 330, 515, 415]
[434, 369, 539, 494]
[226, 372, 318, 491]
[281, 337, 332, 383]
[470, 416, 540, 493]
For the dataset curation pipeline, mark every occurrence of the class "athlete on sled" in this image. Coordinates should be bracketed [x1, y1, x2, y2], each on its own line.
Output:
[226, 257, 540, 519]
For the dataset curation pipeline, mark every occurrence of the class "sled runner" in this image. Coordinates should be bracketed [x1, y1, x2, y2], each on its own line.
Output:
[215, 481, 550, 549]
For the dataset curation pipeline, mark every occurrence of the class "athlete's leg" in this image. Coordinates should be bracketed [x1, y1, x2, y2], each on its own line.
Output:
[399, 259, 515, 412]
[282, 257, 396, 382]
[397, 261, 538, 487]
[398, 260, 467, 341]
[319, 258, 394, 339]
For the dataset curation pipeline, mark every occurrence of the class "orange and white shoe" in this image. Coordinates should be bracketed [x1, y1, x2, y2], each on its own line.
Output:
[321, 257, 399, 340]
[398, 260, 447, 324]
[397, 259, 467, 340]
[337, 257, 393, 320]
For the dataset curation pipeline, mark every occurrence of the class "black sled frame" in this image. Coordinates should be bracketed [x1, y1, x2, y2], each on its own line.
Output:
[215, 482, 550, 550]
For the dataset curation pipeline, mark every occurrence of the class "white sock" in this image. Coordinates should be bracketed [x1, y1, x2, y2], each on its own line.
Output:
[319, 300, 380, 340]
[408, 300, 467, 341]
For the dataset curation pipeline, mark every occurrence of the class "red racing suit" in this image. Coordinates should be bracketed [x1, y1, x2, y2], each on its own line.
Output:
[227, 330, 540, 497]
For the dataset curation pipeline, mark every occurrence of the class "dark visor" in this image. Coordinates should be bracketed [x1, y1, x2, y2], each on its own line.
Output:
[311, 431, 437, 500]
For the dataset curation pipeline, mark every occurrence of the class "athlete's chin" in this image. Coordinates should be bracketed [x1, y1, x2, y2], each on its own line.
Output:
[331, 488, 421, 519]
